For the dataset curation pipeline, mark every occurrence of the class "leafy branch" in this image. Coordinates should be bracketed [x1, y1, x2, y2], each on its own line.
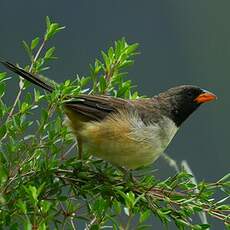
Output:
[0, 17, 229, 230]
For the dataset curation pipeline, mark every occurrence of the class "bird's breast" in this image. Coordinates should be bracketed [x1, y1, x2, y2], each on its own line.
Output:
[70, 111, 178, 169]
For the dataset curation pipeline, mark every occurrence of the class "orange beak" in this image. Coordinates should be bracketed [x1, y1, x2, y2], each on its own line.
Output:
[194, 91, 217, 103]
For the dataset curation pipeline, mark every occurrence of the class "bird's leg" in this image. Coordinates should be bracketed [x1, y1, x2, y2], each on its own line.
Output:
[117, 166, 129, 175]
[118, 167, 137, 183]
[77, 136, 82, 160]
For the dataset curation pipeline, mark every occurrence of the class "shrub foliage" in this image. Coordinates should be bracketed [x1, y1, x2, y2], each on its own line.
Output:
[0, 17, 229, 230]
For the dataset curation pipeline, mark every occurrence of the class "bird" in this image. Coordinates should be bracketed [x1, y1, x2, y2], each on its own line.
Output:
[0, 60, 217, 169]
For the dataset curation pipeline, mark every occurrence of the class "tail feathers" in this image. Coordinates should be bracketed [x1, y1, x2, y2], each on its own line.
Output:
[0, 59, 54, 92]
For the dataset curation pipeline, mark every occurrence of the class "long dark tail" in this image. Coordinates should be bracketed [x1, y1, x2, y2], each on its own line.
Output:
[0, 59, 54, 92]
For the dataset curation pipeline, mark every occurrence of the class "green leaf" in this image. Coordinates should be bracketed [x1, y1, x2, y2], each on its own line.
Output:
[79, 76, 91, 87]
[24, 219, 32, 230]
[89, 224, 100, 230]
[0, 72, 7, 82]
[108, 47, 114, 60]
[44, 47, 56, 60]
[225, 222, 230, 230]
[195, 224, 210, 229]
[99, 76, 107, 93]
[217, 204, 230, 210]
[0, 82, 5, 97]
[0, 124, 7, 140]
[40, 200, 52, 213]
[139, 210, 151, 223]
[31, 37, 40, 50]
[17, 200, 27, 214]
[119, 60, 134, 69]
[34, 88, 44, 102]
[125, 43, 139, 55]
[101, 51, 110, 69]
[46, 16, 51, 30]
[0, 164, 7, 185]
[193, 206, 203, 212]
[20, 102, 30, 113]
[137, 225, 153, 230]
[22, 40, 32, 60]
[113, 200, 121, 214]
[91, 197, 108, 217]
[117, 81, 131, 97]
[44, 17, 65, 41]
[29, 185, 38, 202]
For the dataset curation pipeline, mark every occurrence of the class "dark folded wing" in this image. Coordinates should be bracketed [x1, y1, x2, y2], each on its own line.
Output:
[64, 95, 160, 123]
[64, 94, 133, 121]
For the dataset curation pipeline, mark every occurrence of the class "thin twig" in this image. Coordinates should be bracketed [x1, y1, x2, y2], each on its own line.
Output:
[124, 213, 133, 230]
[161, 152, 180, 172]
[85, 216, 97, 230]
[70, 217, 77, 230]
[181, 160, 209, 226]
[7, 39, 45, 121]
[0, 39, 47, 143]
[61, 142, 77, 160]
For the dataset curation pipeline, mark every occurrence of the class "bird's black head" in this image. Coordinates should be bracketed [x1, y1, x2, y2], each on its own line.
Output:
[158, 85, 217, 126]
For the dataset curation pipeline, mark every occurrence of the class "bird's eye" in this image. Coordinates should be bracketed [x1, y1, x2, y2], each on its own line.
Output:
[187, 91, 193, 97]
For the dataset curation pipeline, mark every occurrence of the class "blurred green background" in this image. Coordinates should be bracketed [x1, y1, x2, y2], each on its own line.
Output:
[0, 0, 229, 228]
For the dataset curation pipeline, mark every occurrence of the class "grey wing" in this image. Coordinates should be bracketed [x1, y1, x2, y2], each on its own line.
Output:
[64, 94, 133, 121]
[65, 95, 160, 124]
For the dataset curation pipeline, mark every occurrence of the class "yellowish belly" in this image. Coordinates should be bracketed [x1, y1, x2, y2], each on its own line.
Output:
[65, 109, 178, 169]
[85, 140, 161, 169]
[77, 113, 177, 169]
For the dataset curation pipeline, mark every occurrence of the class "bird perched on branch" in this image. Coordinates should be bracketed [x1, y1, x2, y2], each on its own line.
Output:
[1, 60, 217, 169]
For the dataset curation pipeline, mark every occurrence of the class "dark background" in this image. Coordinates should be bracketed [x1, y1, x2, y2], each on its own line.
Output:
[0, 0, 229, 229]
